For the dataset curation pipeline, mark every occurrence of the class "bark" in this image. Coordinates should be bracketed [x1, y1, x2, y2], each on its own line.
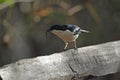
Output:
[0, 40, 120, 80]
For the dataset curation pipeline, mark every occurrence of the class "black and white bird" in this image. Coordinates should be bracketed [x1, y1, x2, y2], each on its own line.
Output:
[47, 24, 88, 49]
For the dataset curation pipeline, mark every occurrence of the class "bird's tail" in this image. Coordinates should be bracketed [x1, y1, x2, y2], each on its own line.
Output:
[80, 29, 89, 33]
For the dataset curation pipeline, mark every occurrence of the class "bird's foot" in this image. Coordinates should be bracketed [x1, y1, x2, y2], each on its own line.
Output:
[74, 47, 78, 50]
[72, 48, 78, 54]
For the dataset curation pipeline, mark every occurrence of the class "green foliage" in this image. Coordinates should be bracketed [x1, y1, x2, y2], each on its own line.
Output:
[0, 0, 6, 3]
[0, 0, 14, 7]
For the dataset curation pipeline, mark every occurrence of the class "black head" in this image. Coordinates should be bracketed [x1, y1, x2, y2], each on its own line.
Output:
[47, 24, 61, 32]
[47, 24, 77, 32]
[46, 24, 76, 38]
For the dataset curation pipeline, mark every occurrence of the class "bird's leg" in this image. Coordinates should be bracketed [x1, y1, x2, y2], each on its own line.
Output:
[73, 40, 79, 54]
[64, 42, 68, 49]
[74, 40, 77, 50]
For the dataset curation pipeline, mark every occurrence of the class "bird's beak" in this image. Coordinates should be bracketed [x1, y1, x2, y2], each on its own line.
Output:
[80, 29, 89, 33]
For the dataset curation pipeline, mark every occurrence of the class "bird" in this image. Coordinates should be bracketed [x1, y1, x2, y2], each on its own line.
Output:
[46, 24, 89, 49]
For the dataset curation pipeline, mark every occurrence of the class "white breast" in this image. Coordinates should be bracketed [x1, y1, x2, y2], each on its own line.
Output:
[51, 30, 79, 42]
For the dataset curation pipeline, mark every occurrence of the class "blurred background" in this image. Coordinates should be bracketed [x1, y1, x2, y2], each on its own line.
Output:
[0, 0, 120, 79]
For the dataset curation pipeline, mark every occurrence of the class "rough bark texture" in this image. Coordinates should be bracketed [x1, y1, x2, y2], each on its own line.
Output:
[0, 40, 120, 80]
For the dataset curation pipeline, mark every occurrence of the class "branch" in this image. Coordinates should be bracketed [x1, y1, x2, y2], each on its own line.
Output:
[0, 40, 120, 80]
[0, 0, 33, 10]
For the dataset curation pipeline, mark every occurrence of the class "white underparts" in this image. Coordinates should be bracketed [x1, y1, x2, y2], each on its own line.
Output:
[52, 30, 79, 42]
[52, 30, 79, 49]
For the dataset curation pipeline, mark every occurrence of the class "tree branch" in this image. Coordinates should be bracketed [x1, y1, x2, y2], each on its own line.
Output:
[0, 40, 120, 80]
